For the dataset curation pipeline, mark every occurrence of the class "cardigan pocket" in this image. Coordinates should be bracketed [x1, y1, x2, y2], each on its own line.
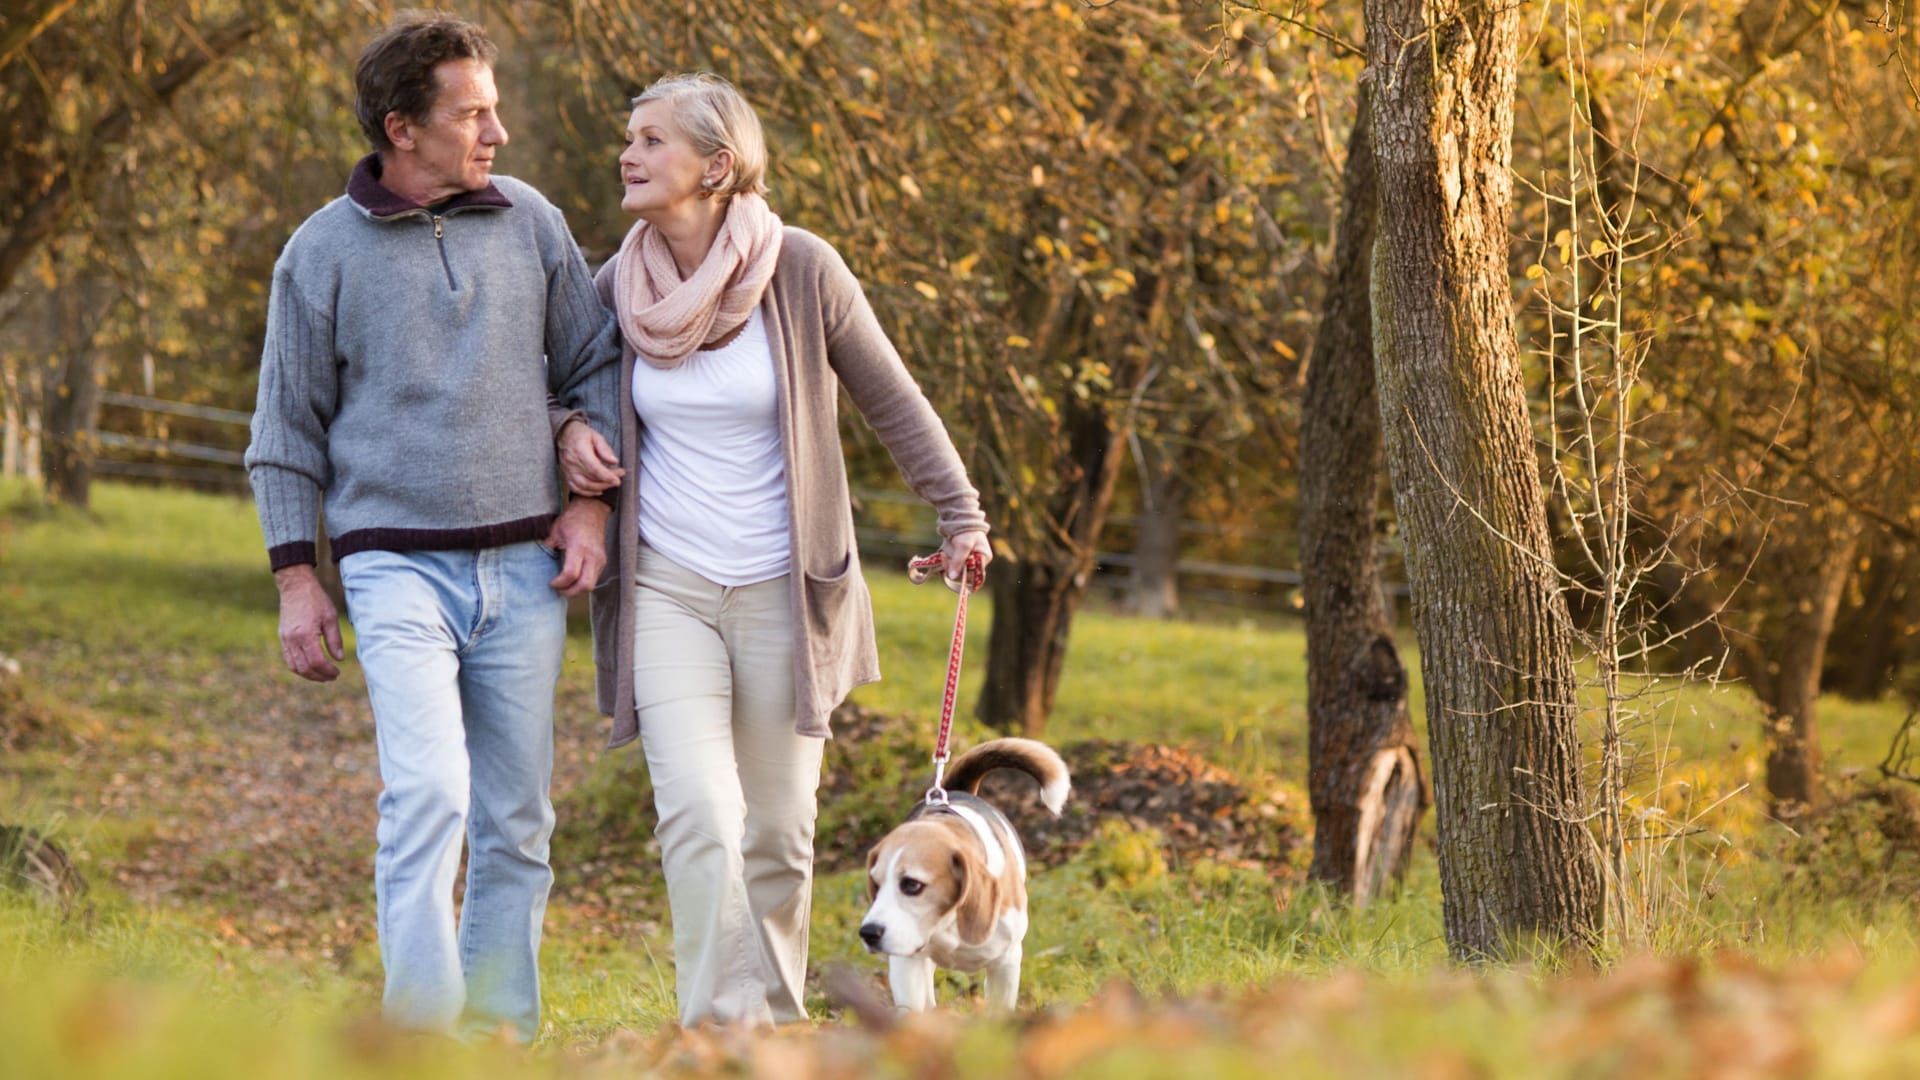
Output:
[800, 547, 867, 674]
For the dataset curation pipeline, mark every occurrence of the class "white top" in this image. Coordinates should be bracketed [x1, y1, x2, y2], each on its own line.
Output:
[630, 308, 791, 585]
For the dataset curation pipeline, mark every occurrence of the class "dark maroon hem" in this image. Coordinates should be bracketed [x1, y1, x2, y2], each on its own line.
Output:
[328, 514, 558, 563]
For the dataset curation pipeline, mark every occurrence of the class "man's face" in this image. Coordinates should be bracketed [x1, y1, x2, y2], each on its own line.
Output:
[393, 58, 507, 202]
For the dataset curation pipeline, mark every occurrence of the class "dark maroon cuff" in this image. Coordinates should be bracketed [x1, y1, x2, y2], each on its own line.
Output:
[268, 541, 318, 572]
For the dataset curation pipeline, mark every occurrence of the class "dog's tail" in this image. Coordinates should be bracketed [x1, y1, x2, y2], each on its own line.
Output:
[944, 738, 1071, 816]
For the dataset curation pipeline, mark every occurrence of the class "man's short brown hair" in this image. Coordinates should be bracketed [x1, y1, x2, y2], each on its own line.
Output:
[354, 14, 498, 152]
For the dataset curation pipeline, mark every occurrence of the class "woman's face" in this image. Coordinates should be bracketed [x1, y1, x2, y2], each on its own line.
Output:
[619, 100, 718, 218]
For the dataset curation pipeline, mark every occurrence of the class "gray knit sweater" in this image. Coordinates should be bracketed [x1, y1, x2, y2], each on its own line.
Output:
[246, 155, 620, 570]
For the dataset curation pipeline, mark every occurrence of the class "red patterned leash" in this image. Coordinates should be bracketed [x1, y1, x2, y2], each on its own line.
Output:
[905, 550, 985, 805]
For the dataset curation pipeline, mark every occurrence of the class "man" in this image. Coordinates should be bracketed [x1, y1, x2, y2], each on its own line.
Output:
[244, 15, 621, 1041]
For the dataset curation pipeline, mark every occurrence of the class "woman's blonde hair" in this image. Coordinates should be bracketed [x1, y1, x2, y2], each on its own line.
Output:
[633, 73, 769, 200]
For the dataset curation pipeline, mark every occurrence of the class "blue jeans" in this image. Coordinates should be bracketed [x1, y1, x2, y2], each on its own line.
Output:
[339, 543, 565, 1041]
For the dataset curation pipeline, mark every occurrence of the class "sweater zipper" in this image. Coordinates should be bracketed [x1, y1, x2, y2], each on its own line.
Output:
[431, 214, 457, 291]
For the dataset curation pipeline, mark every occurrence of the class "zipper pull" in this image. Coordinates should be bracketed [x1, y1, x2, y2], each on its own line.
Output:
[433, 215, 444, 239]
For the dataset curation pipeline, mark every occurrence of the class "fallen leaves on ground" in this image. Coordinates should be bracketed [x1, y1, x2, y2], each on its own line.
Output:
[13, 657, 1920, 1076]
[819, 707, 1302, 875]
[551, 957, 1920, 1078]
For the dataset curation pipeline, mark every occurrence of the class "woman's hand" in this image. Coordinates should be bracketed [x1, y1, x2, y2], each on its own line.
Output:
[938, 529, 993, 591]
[557, 418, 624, 497]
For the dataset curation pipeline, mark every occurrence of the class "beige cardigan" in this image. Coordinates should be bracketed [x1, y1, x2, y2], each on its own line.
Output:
[590, 226, 988, 746]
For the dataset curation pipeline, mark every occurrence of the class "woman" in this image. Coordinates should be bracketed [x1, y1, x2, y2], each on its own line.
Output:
[557, 72, 992, 1027]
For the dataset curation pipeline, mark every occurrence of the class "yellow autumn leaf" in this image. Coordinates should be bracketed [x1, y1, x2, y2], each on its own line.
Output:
[1006, 334, 1032, 348]
[1775, 122, 1797, 148]
[898, 174, 922, 200]
[1030, 164, 1047, 187]
[913, 281, 939, 300]
[1525, 264, 1547, 280]
[953, 252, 980, 279]
[1703, 125, 1725, 149]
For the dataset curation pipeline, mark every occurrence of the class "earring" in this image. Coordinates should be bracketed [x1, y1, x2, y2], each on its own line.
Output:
[698, 179, 719, 200]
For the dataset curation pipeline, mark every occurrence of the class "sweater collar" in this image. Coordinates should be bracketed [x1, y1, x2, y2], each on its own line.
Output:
[347, 153, 513, 219]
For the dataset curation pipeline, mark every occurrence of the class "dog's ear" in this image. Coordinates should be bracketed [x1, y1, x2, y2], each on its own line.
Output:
[866, 844, 883, 902]
[952, 848, 999, 946]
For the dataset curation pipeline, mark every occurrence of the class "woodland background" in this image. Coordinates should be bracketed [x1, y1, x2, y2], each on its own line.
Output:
[4, 0, 1920, 1075]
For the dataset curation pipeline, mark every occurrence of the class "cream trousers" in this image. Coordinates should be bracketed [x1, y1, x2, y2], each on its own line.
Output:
[631, 544, 824, 1027]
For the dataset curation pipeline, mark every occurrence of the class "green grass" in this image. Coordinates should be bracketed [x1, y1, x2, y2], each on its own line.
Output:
[5, 478, 1920, 1076]
[860, 568, 1318, 782]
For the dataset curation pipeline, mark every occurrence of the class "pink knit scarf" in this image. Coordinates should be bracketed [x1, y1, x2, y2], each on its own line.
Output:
[611, 194, 784, 369]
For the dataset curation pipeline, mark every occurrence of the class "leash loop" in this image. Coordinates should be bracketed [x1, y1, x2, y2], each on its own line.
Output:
[905, 549, 984, 806]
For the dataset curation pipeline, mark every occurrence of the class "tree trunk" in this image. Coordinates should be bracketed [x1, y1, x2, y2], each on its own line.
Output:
[1825, 541, 1919, 701]
[978, 556, 1077, 736]
[1299, 86, 1426, 905]
[40, 348, 102, 507]
[1126, 441, 1185, 619]
[36, 267, 109, 506]
[1364, 0, 1602, 959]
[976, 401, 1129, 735]
[1749, 515, 1859, 818]
[1, 360, 43, 482]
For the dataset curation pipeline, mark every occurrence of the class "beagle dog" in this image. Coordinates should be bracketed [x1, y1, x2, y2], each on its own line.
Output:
[859, 737, 1070, 1011]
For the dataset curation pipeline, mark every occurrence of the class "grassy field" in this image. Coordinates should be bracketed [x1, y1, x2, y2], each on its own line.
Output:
[4, 479, 1919, 1077]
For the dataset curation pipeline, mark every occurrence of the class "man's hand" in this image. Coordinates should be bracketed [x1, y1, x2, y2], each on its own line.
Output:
[939, 529, 993, 591]
[557, 418, 623, 497]
[548, 498, 612, 598]
[275, 565, 345, 681]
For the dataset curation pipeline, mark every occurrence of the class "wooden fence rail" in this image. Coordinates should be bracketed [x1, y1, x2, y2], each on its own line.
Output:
[40, 393, 1365, 608]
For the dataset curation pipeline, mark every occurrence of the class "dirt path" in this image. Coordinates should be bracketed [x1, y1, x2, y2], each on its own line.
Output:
[36, 658, 614, 964]
[28, 654, 1302, 968]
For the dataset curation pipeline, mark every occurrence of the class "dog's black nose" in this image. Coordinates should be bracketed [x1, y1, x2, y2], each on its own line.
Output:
[859, 922, 884, 950]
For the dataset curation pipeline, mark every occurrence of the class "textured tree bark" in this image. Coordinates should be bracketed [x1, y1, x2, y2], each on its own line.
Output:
[1747, 514, 1860, 817]
[1299, 88, 1426, 905]
[40, 274, 105, 508]
[976, 401, 1128, 736]
[1825, 541, 1919, 702]
[1363, 0, 1602, 959]
[1126, 442, 1186, 619]
[1, 362, 43, 481]
[978, 556, 1076, 737]
[40, 345, 102, 507]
